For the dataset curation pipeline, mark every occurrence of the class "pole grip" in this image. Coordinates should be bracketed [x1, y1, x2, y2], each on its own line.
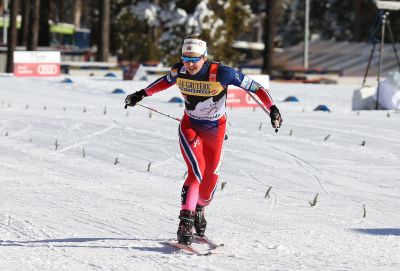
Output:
[274, 120, 280, 133]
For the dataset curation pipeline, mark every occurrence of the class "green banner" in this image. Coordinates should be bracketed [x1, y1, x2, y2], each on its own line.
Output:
[0, 16, 22, 29]
[50, 23, 75, 35]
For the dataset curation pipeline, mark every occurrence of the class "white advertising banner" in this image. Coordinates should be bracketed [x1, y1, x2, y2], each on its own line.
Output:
[14, 51, 61, 77]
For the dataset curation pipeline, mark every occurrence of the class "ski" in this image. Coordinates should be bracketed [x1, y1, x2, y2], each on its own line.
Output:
[193, 235, 224, 250]
[164, 241, 212, 256]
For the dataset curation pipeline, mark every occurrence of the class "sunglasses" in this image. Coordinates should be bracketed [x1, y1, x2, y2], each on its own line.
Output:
[181, 55, 203, 63]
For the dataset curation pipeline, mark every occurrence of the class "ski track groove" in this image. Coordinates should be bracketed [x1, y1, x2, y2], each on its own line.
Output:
[0, 119, 9, 130]
[7, 125, 33, 139]
[150, 153, 182, 170]
[237, 169, 279, 208]
[60, 121, 80, 148]
[45, 197, 139, 237]
[3, 114, 183, 180]
[85, 141, 154, 162]
[289, 122, 400, 146]
[72, 216, 133, 237]
[58, 121, 118, 153]
[0, 216, 41, 241]
[224, 148, 275, 170]
[0, 196, 54, 241]
[268, 144, 330, 195]
[240, 169, 267, 188]
[225, 145, 323, 194]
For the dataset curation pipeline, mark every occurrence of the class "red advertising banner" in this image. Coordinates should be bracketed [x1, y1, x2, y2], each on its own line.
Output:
[227, 88, 258, 108]
[14, 63, 60, 77]
[226, 75, 269, 107]
[14, 51, 61, 77]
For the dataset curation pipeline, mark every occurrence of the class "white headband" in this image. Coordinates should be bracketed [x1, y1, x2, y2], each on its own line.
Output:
[181, 38, 207, 56]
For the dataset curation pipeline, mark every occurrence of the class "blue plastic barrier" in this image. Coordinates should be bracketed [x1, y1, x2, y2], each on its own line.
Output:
[105, 72, 117, 78]
[283, 96, 299, 102]
[112, 88, 125, 94]
[168, 97, 184, 103]
[61, 78, 73, 83]
[314, 104, 331, 112]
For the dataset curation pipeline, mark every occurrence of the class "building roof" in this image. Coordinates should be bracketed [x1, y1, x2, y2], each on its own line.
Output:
[246, 40, 400, 76]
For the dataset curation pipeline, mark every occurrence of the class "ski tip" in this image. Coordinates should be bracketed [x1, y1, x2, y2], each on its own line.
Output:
[164, 241, 212, 256]
[193, 235, 224, 249]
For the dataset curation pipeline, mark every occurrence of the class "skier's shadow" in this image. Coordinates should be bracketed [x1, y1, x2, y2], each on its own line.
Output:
[352, 228, 400, 236]
[0, 237, 179, 254]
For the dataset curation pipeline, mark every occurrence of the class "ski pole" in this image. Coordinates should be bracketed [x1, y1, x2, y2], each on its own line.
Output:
[137, 103, 181, 122]
[247, 92, 280, 133]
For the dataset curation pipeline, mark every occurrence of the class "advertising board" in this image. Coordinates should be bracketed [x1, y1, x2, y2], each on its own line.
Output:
[14, 51, 61, 77]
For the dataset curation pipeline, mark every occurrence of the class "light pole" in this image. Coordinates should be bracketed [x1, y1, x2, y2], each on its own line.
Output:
[304, 0, 310, 69]
[376, 12, 387, 110]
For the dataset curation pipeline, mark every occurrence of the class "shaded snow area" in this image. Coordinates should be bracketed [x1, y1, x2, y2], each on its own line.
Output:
[1, 76, 399, 270]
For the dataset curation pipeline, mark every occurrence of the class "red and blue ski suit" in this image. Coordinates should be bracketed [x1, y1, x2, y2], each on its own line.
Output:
[144, 61, 275, 211]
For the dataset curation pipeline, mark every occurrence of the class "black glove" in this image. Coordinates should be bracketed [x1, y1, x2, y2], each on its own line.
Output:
[124, 89, 147, 108]
[269, 105, 282, 128]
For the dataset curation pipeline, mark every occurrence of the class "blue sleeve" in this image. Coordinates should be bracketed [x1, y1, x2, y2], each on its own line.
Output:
[217, 65, 264, 93]
[217, 65, 243, 87]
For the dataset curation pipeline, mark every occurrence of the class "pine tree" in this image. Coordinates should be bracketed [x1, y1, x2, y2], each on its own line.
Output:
[113, 1, 163, 62]
[113, 0, 252, 65]
[210, 0, 252, 65]
[321, 0, 354, 41]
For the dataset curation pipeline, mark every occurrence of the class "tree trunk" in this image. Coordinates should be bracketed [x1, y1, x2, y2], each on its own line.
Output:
[58, 0, 65, 23]
[19, 0, 30, 46]
[97, 0, 110, 62]
[6, 0, 19, 73]
[74, 0, 82, 28]
[262, 0, 277, 74]
[80, 0, 90, 28]
[39, 0, 50, 46]
[27, 0, 40, 51]
[353, 0, 362, 41]
[49, 0, 56, 22]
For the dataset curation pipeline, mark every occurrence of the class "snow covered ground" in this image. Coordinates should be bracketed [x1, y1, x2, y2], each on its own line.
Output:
[0, 75, 399, 270]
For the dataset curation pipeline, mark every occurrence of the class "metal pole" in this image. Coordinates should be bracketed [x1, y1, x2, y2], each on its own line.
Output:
[376, 12, 387, 110]
[362, 43, 376, 88]
[137, 103, 181, 122]
[2, 0, 8, 44]
[304, 0, 310, 69]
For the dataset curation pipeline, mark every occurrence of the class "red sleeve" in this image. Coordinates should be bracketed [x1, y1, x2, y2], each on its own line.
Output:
[144, 76, 174, 96]
[144, 64, 180, 96]
[255, 87, 274, 110]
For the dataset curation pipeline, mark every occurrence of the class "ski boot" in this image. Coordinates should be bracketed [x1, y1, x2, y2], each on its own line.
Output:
[177, 210, 195, 245]
[194, 205, 207, 237]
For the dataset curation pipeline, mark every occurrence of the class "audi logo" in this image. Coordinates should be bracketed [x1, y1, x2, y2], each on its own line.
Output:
[37, 64, 58, 75]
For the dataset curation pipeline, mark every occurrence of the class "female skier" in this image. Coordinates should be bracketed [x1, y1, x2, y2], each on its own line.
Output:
[125, 35, 282, 245]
